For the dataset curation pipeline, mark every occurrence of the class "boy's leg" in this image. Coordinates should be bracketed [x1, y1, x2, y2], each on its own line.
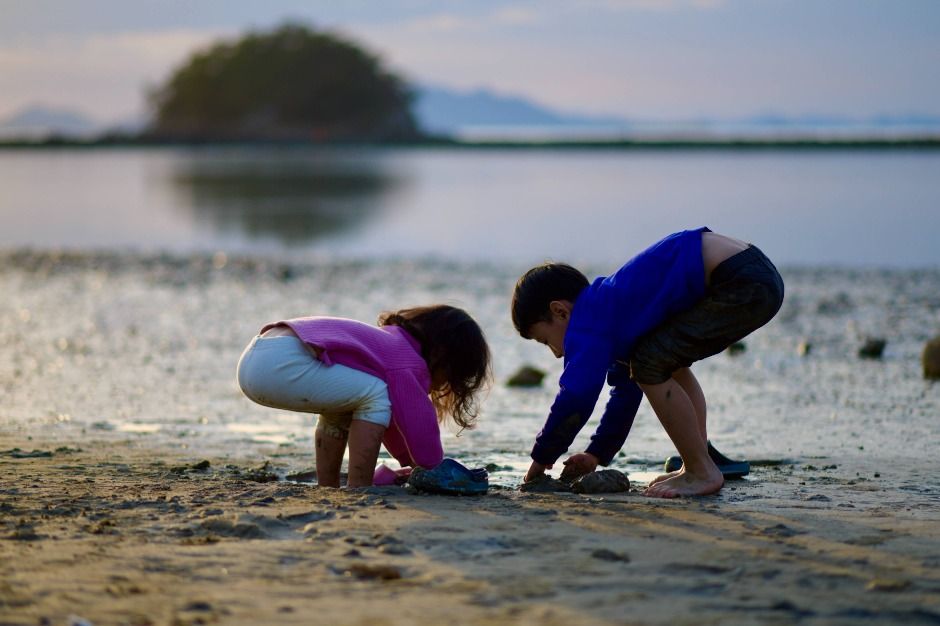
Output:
[638, 379, 723, 498]
[346, 420, 386, 488]
[632, 245, 784, 497]
[672, 367, 707, 441]
[647, 367, 707, 488]
[315, 419, 349, 488]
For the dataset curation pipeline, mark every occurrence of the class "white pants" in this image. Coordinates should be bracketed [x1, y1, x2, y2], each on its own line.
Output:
[236, 335, 391, 434]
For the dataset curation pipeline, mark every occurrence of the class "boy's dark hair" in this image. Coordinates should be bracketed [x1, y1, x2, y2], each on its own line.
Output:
[511, 263, 589, 338]
[379, 305, 491, 431]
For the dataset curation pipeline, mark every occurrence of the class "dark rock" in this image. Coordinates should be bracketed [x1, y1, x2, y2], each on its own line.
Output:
[343, 564, 402, 580]
[858, 338, 886, 359]
[923, 336, 940, 380]
[1, 448, 53, 458]
[484, 463, 512, 473]
[285, 469, 317, 482]
[726, 341, 746, 355]
[797, 340, 812, 357]
[519, 474, 572, 493]
[506, 365, 546, 387]
[591, 548, 630, 562]
[244, 461, 279, 483]
[571, 469, 630, 494]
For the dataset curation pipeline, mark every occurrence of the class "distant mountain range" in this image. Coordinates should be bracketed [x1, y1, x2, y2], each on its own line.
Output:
[413, 85, 627, 133]
[0, 105, 100, 138]
[3, 89, 940, 141]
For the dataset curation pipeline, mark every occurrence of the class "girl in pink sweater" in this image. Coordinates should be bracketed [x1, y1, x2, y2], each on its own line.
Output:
[236, 305, 491, 488]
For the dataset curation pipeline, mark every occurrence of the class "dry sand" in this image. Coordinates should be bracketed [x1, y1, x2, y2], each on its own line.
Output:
[2, 435, 939, 626]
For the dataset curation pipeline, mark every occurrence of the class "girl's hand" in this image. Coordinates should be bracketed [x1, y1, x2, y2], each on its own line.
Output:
[524, 460, 552, 483]
[560, 452, 598, 481]
[393, 467, 412, 485]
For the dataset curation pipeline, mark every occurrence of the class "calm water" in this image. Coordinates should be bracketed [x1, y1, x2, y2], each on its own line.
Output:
[1, 146, 940, 268]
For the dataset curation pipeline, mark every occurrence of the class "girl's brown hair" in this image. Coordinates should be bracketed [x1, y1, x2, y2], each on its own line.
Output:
[378, 305, 491, 431]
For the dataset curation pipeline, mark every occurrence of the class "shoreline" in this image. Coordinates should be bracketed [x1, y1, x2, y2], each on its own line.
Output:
[2, 135, 940, 151]
[2, 434, 938, 626]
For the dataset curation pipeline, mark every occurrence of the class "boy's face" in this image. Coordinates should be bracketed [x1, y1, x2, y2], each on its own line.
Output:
[527, 300, 572, 358]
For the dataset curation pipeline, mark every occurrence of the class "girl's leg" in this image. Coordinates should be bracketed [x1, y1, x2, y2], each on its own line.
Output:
[346, 420, 387, 488]
[315, 421, 348, 488]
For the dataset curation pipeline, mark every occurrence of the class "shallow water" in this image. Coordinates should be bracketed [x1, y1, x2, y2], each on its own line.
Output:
[2, 251, 938, 487]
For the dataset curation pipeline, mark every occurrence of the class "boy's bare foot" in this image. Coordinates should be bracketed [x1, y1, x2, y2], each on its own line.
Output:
[647, 469, 681, 488]
[643, 468, 724, 498]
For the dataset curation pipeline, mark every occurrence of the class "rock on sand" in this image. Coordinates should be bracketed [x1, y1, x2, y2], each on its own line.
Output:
[924, 336, 940, 380]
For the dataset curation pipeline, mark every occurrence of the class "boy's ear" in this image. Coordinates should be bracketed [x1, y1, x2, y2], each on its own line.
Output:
[548, 300, 572, 320]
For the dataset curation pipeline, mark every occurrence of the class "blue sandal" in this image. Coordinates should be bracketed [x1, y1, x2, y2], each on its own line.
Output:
[408, 458, 489, 495]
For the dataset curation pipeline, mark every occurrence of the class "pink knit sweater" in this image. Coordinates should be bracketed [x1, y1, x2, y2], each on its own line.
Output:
[260, 316, 443, 469]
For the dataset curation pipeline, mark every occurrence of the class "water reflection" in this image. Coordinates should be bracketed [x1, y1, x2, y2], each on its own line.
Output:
[168, 150, 402, 245]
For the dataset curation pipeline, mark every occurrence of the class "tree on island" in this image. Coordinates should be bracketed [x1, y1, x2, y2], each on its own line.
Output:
[147, 24, 419, 142]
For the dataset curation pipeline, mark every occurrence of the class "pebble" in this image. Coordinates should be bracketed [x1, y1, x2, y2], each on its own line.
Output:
[858, 338, 886, 359]
[923, 336, 940, 380]
[506, 365, 546, 387]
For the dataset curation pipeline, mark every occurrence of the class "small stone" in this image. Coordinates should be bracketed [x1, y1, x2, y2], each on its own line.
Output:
[726, 341, 746, 355]
[591, 548, 630, 562]
[858, 338, 886, 359]
[866, 579, 911, 592]
[506, 365, 546, 387]
[797, 341, 812, 357]
[923, 336, 940, 380]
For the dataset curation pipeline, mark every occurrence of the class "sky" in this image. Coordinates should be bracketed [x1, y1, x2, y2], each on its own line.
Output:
[1, 0, 938, 124]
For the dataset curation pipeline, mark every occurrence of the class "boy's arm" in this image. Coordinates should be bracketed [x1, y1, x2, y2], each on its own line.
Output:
[530, 330, 613, 468]
[556, 366, 642, 481]
[584, 371, 643, 466]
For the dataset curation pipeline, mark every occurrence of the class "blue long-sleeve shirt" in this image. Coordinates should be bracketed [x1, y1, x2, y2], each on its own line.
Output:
[530, 227, 710, 466]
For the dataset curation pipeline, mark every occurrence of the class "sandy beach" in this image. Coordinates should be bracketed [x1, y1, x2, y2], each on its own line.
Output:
[3, 433, 939, 626]
[2, 251, 940, 625]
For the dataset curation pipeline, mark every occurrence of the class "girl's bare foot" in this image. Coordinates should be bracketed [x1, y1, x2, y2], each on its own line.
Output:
[643, 467, 724, 498]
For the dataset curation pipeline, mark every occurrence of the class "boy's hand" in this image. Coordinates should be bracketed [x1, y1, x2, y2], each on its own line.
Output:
[524, 460, 552, 483]
[560, 452, 598, 481]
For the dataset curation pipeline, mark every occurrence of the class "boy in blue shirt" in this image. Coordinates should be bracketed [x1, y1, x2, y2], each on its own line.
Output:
[512, 228, 784, 497]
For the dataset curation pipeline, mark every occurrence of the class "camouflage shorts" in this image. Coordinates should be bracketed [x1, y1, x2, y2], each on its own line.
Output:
[630, 245, 785, 385]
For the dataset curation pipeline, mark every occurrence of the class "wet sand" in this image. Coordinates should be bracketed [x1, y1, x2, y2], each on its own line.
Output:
[3, 435, 939, 626]
[3, 251, 940, 624]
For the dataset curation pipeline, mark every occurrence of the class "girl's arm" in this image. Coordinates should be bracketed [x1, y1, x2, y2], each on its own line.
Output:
[383, 369, 444, 468]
